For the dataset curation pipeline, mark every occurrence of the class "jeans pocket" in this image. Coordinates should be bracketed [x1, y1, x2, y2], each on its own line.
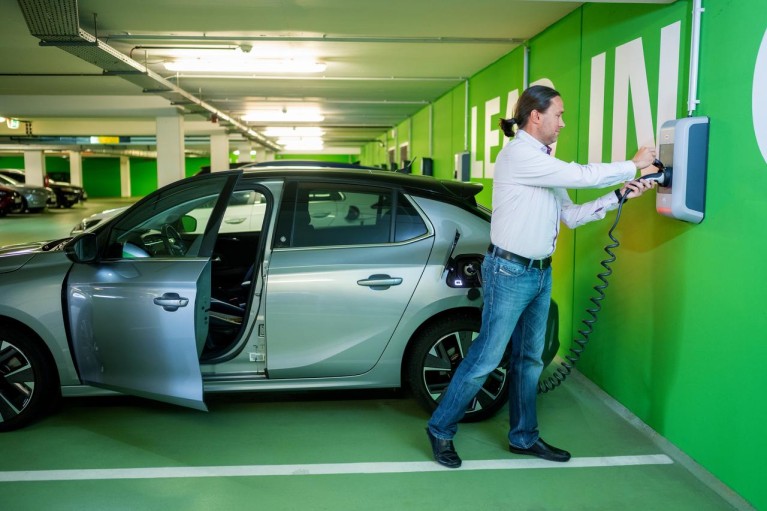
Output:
[497, 260, 526, 277]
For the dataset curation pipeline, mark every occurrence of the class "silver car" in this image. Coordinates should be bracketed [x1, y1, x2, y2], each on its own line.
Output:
[0, 164, 558, 431]
[0, 173, 48, 212]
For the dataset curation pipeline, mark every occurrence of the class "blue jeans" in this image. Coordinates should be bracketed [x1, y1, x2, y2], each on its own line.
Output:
[427, 253, 552, 449]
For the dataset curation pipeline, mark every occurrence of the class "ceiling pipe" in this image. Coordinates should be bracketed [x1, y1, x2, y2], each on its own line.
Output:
[106, 34, 526, 45]
[16, 0, 281, 152]
[166, 74, 466, 82]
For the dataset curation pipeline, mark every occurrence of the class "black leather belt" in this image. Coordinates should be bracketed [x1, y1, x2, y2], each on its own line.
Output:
[488, 244, 552, 269]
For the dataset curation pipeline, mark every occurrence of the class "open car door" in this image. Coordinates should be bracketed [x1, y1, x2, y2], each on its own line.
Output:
[66, 172, 240, 410]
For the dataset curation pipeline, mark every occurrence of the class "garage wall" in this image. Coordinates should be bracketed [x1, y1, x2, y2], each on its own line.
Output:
[367, 1, 765, 508]
[361, 83, 467, 178]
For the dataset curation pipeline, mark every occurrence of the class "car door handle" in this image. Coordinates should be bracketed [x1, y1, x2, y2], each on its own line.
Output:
[153, 292, 190, 312]
[224, 217, 247, 224]
[357, 274, 403, 290]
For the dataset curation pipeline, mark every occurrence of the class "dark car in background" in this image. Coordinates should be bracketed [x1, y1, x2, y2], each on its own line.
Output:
[0, 169, 85, 208]
[0, 184, 23, 216]
[0, 173, 49, 213]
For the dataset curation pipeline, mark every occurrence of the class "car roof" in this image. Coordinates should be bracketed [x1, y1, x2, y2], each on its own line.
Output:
[237, 161, 484, 204]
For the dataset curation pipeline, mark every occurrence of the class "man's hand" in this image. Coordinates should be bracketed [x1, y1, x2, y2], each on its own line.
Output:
[631, 146, 656, 171]
[619, 178, 657, 200]
[640, 163, 661, 178]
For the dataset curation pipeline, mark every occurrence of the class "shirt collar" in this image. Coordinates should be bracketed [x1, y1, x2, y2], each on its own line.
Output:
[516, 129, 551, 155]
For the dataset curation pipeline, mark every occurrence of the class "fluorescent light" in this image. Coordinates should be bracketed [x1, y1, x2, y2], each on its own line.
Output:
[278, 137, 324, 150]
[243, 108, 324, 123]
[164, 58, 326, 74]
[264, 127, 325, 137]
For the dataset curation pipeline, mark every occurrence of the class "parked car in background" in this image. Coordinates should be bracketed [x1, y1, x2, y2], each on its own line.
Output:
[0, 163, 560, 431]
[0, 184, 23, 216]
[0, 169, 84, 208]
[0, 173, 48, 213]
[70, 206, 127, 234]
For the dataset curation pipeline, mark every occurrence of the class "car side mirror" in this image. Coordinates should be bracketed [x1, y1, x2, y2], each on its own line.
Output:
[180, 215, 197, 233]
[65, 232, 98, 263]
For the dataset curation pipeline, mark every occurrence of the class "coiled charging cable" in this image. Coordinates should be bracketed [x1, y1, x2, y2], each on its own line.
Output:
[536, 187, 634, 394]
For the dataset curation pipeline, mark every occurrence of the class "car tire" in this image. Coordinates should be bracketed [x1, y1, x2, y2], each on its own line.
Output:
[406, 312, 509, 423]
[0, 326, 58, 432]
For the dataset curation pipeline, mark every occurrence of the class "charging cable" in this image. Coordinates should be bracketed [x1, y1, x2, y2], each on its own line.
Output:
[537, 160, 667, 394]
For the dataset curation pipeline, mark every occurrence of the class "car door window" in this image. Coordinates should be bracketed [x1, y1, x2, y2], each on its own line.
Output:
[104, 176, 238, 259]
[275, 182, 427, 248]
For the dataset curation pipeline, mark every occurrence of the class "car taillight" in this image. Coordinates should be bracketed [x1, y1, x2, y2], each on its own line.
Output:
[44, 175, 50, 187]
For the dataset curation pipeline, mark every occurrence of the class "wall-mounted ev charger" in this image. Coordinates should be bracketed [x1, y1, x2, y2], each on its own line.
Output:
[655, 116, 710, 223]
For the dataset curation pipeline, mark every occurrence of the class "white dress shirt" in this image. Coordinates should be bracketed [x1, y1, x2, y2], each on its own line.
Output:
[491, 129, 636, 259]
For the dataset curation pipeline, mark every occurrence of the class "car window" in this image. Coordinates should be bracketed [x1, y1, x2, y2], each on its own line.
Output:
[186, 189, 267, 235]
[104, 175, 237, 259]
[277, 182, 427, 248]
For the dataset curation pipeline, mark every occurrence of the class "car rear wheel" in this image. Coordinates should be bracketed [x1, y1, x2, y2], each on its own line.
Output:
[406, 313, 509, 423]
[0, 327, 58, 432]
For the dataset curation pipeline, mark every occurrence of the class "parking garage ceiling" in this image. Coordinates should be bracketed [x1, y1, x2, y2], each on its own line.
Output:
[0, 0, 674, 154]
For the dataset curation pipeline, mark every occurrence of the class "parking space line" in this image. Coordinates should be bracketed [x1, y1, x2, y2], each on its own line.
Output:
[0, 454, 672, 482]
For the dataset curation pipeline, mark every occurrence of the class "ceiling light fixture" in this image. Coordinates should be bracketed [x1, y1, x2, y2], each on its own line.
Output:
[164, 58, 326, 74]
[243, 108, 325, 123]
[264, 126, 325, 137]
[278, 137, 324, 150]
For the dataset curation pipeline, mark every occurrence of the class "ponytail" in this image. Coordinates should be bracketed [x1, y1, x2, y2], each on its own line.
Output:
[499, 117, 518, 138]
[499, 85, 561, 139]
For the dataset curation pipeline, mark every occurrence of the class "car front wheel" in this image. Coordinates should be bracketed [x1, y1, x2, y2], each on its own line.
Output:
[0, 327, 58, 432]
[406, 313, 509, 423]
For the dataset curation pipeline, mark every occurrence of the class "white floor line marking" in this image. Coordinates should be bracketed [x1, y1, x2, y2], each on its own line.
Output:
[0, 455, 672, 482]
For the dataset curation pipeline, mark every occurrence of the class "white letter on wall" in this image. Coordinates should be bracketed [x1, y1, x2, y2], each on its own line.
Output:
[754, 28, 767, 164]
[612, 38, 654, 160]
[470, 106, 483, 178]
[589, 53, 606, 163]
[484, 97, 501, 178]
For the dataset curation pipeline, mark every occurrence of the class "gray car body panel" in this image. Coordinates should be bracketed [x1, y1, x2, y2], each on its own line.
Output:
[0, 250, 82, 386]
[67, 258, 211, 410]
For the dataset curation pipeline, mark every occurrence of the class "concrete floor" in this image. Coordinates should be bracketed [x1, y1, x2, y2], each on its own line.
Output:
[0, 199, 754, 511]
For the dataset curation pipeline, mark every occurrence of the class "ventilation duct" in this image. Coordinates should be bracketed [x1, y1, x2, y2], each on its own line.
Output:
[16, 0, 280, 151]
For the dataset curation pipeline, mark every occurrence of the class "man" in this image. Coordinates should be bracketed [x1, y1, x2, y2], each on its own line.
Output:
[426, 85, 658, 468]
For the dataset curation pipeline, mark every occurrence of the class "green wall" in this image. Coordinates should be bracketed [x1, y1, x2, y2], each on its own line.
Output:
[368, 1, 765, 508]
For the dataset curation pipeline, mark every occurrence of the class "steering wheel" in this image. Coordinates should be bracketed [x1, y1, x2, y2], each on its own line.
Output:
[160, 223, 186, 256]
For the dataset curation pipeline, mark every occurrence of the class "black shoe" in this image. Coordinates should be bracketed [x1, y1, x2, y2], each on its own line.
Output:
[509, 438, 571, 462]
[426, 428, 462, 468]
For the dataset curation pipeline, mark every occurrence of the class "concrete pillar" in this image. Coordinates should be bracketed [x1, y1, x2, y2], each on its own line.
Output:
[236, 143, 254, 164]
[68, 151, 83, 186]
[210, 132, 230, 172]
[156, 115, 185, 188]
[23, 150, 46, 186]
[120, 156, 131, 198]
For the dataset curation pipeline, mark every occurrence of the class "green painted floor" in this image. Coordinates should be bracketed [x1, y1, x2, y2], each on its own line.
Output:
[0, 199, 751, 511]
[1, 375, 746, 511]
